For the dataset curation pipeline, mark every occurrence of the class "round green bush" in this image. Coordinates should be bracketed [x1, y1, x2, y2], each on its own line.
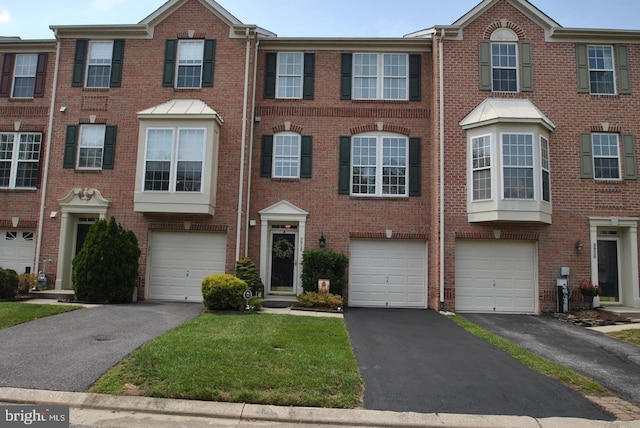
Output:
[201, 273, 248, 311]
[0, 267, 19, 299]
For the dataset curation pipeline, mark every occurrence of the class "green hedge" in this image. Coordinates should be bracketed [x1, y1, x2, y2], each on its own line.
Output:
[301, 249, 348, 295]
[201, 273, 248, 311]
[0, 267, 19, 299]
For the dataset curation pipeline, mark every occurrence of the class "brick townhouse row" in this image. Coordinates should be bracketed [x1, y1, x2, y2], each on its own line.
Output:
[1, 0, 639, 313]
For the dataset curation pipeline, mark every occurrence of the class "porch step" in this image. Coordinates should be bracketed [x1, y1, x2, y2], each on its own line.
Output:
[29, 289, 75, 301]
[262, 297, 295, 309]
[599, 306, 640, 322]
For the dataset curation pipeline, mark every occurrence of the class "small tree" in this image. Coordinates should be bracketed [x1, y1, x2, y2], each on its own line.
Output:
[301, 249, 349, 295]
[235, 257, 260, 290]
[0, 267, 19, 299]
[72, 217, 141, 303]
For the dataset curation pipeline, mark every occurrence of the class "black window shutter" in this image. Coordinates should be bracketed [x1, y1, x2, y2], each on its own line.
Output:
[264, 53, 277, 99]
[0, 53, 15, 97]
[300, 136, 312, 178]
[33, 53, 47, 97]
[409, 138, 421, 196]
[479, 41, 491, 91]
[623, 134, 637, 179]
[576, 44, 589, 93]
[261, 135, 273, 177]
[103, 125, 117, 169]
[63, 125, 78, 168]
[338, 136, 351, 194]
[303, 53, 315, 100]
[110, 40, 125, 88]
[72, 40, 87, 87]
[617, 45, 631, 94]
[202, 39, 216, 87]
[580, 133, 593, 179]
[340, 53, 352, 100]
[162, 39, 177, 87]
[409, 54, 421, 101]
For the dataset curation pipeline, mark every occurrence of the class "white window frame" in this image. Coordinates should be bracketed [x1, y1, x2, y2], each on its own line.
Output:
[273, 132, 301, 178]
[540, 136, 551, 202]
[352, 53, 408, 101]
[276, 52, 303, 99]
[77, 125, 105, 170]
[12, 54, 37, 98]
[0, 132, 41, 189]
[86, 41, 113, 88]
[588, 45, 616, 95]
[501, 133, 535, 200]
[351, 133, 408, 197]
[471, 134, 492, 201]
[592, 133, 621, 181]
[176, 40, 204, 89]
[491, 42, 519, 93]
[143, 127, 206, 193]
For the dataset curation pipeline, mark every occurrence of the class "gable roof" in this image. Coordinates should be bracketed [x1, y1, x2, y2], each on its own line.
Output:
[139, 0, 242, 29]
[453, 0, 560, 30]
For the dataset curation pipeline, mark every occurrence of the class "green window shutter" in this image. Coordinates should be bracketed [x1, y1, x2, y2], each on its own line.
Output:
[623, 134, 637, 180]
[162, 39, 177, 87]
[303, 53, 315, 100]
[520, 42, 533, 92]
[580, 133, 593, 179]
[103, 125, 117, 169]
[576, 44, 589, 93]
[338, 136, 351, 194]
[340, 53, 352, 100]
[409, 138, 421, 196]
[617, 45, 631, 94]
[110, 40, 125, 88]
[479, 41, 491, 91]
[33, 53, 48, 97]
[264, 53, 277, 99]
[409, 54, 421, 101]
[261, 135, 273, 177]
[63, 125, 78, 168]
[72, 40, 87, 87]
[300, 136, 312, 178]
[0, 53, 15, 97]
[202, 39, 216, 87]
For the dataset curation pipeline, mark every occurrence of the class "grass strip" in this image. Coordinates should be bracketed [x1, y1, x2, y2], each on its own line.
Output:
[0, 301, 82, 330]
[608, 329, 640, 347]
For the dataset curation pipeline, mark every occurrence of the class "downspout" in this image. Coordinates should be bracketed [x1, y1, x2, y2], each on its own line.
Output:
[35, 38, 61, 277]
[235, 28, 252, 262]
[439, 28, 446, 311]
[244, 35, 260, 257]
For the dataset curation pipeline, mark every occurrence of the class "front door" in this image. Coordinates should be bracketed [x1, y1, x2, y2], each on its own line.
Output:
[270, 232, 296, 294]
[598, 239, 621, 302]
[75, 218, 97, 255]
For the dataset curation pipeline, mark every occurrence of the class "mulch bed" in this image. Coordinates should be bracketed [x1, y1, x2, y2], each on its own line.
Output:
[546, 309, 636, 327]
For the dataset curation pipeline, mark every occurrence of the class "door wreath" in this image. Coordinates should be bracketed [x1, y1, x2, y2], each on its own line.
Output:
[273, 238, 294, 259]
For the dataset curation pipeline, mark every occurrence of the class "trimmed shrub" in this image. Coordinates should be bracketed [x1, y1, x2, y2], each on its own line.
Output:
[18, 273, 37, 294]
[296, 292, 343, 310]
[301, 249, 349, 295]
[201, 273, 248, 311]
[72, 217, 141, 303]
[235, 257, 261, 290]
[0, 267, 19, 299]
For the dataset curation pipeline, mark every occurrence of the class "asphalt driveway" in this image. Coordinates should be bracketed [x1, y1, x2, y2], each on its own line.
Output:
[464, 313, 640, 405]
[0, 301, 202, 391]
[344, 308, 614, 420]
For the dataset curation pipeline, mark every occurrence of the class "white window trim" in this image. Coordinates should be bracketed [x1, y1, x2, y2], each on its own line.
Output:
[588, 45, 617, 95]
[592, 133, 621, 181]
[540, 136, 551, 203]
[176, 40, 204, 89]
[350, 132, 408, 197]
[500, 132, 536, 200]
[276, 52, 303, 99]
[85, 41, 113, 89]
[272, 132, 301, 178]
[11, 53, 37, 99]
[471, 134, 492, 201]
[491, 42, 519, 93]
[77, 124, 106, 170]
[352, 53, 409, 101]
[0, 132, 41, 189]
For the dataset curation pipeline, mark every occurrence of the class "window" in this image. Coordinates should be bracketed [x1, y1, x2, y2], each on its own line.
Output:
[277, 53, 302, 99]
[592, 134, 620, 180]
[176, 40, 204, 88]
[273, 133, 301, 178]
[588, 46, 615, 95]
[541, 136, 550, 202]
[472, 135, 492, 201]
[491, 43, 518, 92]
[264, 52, 315, 99]
[352, 53, 408, 100]
[144, 128, 205, 193]
[86, 41, 113, 88]
[162, 39, 215, 88]
[77, 125, 105, 169]
[0, 132, 41, 189]
[351, 134, 408, 196]
[502, 134, 534, 199]
[12, 54, 37, 98]
[479, 29, 533, 93]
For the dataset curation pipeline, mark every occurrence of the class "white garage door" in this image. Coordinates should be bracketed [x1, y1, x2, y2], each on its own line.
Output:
[149, 231, 226, 302]
[455, 240, 536, 313]
[349, 239, 427, 308]
[0, 230, 35, 274]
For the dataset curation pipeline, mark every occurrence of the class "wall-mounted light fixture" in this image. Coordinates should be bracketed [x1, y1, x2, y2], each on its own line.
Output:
[575, 240, 583, 253]
[319, 232, 326, 248]
[59, 106, 67, 113]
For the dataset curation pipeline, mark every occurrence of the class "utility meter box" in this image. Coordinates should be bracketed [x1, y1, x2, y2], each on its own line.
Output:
[557, 278, 568, 312]
[560, 266, 570, 277]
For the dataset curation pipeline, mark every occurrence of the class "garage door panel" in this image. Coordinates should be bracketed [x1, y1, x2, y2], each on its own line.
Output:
[0, 230, 35, 274]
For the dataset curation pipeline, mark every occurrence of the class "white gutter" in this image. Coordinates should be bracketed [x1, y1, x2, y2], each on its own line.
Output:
[235, 28, 252, 262]
[244, 35, 260, 257]
[35, 39, 61, 276]
[439, 28, 445, 311]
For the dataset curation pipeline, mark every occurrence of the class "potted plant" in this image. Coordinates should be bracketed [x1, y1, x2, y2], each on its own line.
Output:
[577, 280, 601, 309]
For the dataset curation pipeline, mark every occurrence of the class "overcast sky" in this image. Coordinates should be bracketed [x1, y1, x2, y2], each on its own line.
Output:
[1, 0, 639, 40]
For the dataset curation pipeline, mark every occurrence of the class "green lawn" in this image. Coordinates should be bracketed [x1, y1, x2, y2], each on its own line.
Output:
[0, 301, 83, 329]
[91, 313, 363, 408]
[609, 329, 640, 347]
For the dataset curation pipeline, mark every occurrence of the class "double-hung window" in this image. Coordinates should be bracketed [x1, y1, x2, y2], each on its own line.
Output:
[472, 135, 492, 201]
[176, 40, 204, 89]
[144, 128, 205, 193]
[491, 43, 518, 92]
[479, 29, 533, 93]
[0, 132, 41, 189]
[353, 53, 408, 100]
[86, 41, 113, 88]
[502, 134, 534, 199]
[592, 134, 620, 180]
[77, 125, 105, 169]
[588, 45, 615, 95]
[273, 133, 301, 178]
[352, 134, 408, 196]
[277, 53, 303, 99]
[12, 54, 38, 98]
[541, 136, 551, 202]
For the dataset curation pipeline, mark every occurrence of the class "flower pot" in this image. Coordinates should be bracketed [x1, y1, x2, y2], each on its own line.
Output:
[583, 295, 594, 309]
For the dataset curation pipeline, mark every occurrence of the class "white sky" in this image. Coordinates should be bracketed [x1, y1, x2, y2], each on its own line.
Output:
[1, 0, 639, 40]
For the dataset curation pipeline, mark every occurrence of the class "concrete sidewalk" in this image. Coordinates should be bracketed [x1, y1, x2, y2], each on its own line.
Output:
[2, 387, 640, 427]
